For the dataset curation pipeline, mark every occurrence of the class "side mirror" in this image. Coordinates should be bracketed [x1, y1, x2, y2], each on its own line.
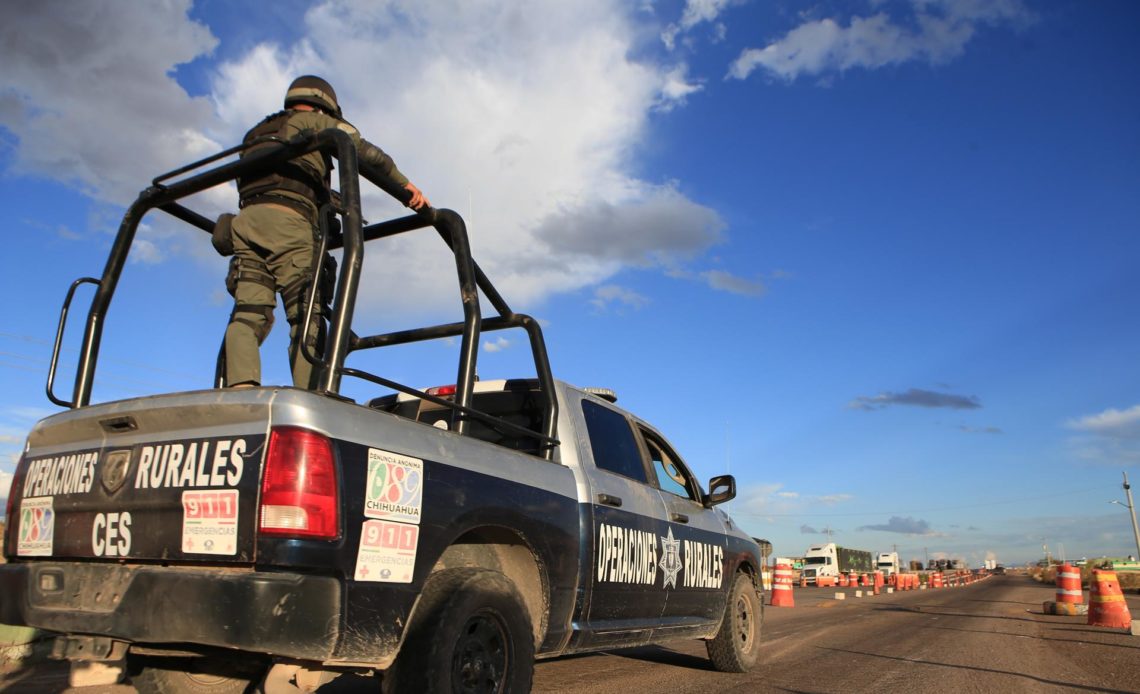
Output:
[703, 474, 736, 508]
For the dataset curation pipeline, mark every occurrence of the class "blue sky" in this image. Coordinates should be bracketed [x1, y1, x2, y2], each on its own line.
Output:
[2, 0, 1138, 567]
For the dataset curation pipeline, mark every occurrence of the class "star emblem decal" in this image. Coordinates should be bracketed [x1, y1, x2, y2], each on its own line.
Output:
[659, 527, 682, 589]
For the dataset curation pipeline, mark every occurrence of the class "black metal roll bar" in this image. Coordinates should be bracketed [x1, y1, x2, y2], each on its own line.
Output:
[47, 129, 559, 460]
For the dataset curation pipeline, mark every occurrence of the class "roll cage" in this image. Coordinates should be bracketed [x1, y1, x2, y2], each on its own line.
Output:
[46, 128, 559, 460]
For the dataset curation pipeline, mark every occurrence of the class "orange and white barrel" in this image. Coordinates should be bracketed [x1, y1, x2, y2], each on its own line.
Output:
[771, 563, 795, 607]
[1055, 564, 1082, 604]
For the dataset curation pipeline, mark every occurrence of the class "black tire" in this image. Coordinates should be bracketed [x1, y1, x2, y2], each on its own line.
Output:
[706, 572, 762, 672]
[129, 656, 263, 694]
[384, 568, 535, 694]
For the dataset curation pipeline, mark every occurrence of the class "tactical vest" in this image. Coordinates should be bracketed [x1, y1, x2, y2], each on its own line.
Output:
[237, 110, 332, 208]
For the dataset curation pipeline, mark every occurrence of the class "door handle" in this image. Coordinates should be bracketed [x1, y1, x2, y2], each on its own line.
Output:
[598, 493, 623, 508]
[671, 513, 689, 524]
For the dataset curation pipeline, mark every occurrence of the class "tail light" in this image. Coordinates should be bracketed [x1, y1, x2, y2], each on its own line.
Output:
[258, 427, 339, 540]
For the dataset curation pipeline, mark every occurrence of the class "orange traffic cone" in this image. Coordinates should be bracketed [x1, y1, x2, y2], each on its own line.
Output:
[1087, 570, 1131, 630]
[771, 563, 794, 607]
[838, 573, 848, 587]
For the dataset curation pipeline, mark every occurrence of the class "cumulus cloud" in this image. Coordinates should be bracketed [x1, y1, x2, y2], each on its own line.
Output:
[857, 515, 940, 535]
[1068, 405, 1140, 440]
[729, 0, 1034, 82]
[1, 1, 737, 318]
[483, 337, 510, 353]
[0, 0, 221, 204]
[658, 65, 703, 109]
[1065, 404, 1140, 465]
[662, 0, 735, 51]
[0, 470, 11, 503]
[849, 388, 981, 411]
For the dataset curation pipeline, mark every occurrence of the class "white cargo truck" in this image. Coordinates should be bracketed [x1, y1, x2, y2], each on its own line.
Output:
[800, 543, 872, 585]
[876, 552, 901, 577]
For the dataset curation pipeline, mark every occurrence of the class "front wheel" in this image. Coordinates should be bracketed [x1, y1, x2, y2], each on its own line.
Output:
[129, 656, 264, 694]
[384, 568, 535, 694]
[706, 572, 762, 672]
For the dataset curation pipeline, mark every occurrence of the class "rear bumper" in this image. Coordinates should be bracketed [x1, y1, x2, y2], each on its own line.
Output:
[0, 562, 341, 661]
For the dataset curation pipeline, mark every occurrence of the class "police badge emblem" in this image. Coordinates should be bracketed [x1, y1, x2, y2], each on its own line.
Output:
[101, 450, 131, 494]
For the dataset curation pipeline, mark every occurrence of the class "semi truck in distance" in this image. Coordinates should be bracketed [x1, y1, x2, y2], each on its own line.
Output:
[800, 543, 873, 585]
[875, 552, 901, 577]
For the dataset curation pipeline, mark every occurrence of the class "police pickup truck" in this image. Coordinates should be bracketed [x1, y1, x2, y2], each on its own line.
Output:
[0, 129, 764, 693]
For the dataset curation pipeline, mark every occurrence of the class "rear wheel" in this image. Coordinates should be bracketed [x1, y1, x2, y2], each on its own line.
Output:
[129, 656, 263, 694]
[706, 572, 762, 672]
[384, 568, 534, 694]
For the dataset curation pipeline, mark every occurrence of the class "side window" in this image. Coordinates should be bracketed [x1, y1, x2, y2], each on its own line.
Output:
[644, 433, 699, 502]
[581, 400, 648, 484]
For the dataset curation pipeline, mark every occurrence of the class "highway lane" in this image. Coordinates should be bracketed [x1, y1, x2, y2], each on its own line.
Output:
[2, 576, 1137, 693]
[531, 575, 1140, 693]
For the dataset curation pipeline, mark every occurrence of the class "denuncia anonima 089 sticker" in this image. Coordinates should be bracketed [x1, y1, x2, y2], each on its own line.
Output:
[17, 497, 55, 556]
[365, 448, 423, 524]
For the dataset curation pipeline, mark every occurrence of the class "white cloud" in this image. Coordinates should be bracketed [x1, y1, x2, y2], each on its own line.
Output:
[729, 0, 1034, 82]
[0, 470, 11, 502]
[483, 337, 510, 353]
[663, 0, 735, 50]
[658, 65, 703, 109]
[1, 1, 732, 319]
[1068, 405, 1140, 440]
[0, 0, 222, 204]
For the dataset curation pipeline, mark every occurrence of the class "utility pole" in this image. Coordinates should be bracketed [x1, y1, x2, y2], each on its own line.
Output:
[1122, 471, 1140, 561]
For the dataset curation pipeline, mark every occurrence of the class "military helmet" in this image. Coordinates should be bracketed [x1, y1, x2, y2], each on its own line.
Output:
[284, 75, 341, 116]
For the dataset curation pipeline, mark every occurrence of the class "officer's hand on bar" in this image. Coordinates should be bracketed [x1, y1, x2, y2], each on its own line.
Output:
[404, 182, 429, 210]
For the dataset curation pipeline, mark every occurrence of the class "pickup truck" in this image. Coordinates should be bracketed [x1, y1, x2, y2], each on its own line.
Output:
[0, 128, 764, 693]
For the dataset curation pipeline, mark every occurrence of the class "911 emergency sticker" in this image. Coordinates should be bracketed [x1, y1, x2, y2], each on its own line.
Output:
[365, 449, 423, 525]
[17, 497, 55, 556]
[181, 489, 239, 555]
[354, 520, 419, 583]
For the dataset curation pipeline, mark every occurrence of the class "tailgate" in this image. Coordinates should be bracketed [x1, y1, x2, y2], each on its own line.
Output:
[8, 391, 269, 563]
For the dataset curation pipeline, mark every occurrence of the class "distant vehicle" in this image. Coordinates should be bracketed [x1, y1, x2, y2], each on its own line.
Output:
[800, 543, 872, 584]
[875, 551, 900, 577]
[993, 565, 1006, 575]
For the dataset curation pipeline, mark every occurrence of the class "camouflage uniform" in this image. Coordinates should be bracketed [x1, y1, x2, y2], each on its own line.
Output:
[224, 109, 410, 388]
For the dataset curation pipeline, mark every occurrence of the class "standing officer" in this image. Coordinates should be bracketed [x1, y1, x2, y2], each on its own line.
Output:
[223, 75, 429, 389]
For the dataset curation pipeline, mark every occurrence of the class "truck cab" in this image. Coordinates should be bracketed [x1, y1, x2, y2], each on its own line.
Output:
[801, 543, 839, 584]
[876, 552, 900, 577]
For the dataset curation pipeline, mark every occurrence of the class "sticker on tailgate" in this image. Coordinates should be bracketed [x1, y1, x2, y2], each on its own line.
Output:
[181, 489, 240, 555]
[17, 497, 55, 556]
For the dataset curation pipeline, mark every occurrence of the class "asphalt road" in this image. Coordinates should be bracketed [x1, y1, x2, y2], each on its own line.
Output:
[3, 575, 1137, 693]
